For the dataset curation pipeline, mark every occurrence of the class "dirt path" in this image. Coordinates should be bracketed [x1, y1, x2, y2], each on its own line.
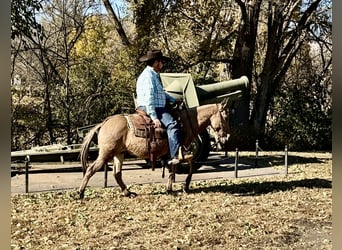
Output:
[11, 151, 285, 194]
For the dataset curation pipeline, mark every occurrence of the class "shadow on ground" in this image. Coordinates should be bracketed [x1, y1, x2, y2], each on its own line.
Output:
[174, 152, 330, 174]
[186, 178, 332, 196]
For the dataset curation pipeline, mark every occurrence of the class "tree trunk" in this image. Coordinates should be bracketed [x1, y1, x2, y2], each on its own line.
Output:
[228, 0, 262, 148]
[102, 0, 130, 46]
[44, 76, 55, 144]
[252, 73, 274, 136]
[250, 0, 322, 138]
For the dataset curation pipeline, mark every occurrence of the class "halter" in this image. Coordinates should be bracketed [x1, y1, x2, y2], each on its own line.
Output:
[211, 103, 229, 142]
[182, 103, 228, 151]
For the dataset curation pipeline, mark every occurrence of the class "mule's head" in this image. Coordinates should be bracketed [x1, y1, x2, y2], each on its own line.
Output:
[210, 98, 230, 146]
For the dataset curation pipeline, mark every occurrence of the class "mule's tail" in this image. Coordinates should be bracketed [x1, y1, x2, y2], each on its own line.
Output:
[80, 123, 102, 174]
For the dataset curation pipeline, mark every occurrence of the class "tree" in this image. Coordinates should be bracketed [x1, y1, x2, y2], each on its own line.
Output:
[41, 0, 95, 144]
[11, 0, 42, 39]
[250, 0, 327, 137]
[102, 0, 130, 46]
[265, 42, 332, 150]
[11, 0, 100, 147]
[71, 14, 133, 126]
[11, 17, 59, 148]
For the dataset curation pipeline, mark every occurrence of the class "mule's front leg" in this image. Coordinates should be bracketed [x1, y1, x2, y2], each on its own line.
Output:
[167, 164, 176, 193]
[184, 160, 194, 193]
[113, 155, 137, 198]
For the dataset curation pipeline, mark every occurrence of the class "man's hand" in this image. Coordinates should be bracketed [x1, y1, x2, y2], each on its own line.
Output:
[153, 118, 162, 128]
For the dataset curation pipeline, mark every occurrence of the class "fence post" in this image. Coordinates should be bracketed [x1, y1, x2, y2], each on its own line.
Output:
[255, 140, 259, 167]
[60, 155, 64, 164]
[284, 145, 288, 175]
[25, 157, 29, 193]
[104, 163, 108, 188]
[234, 148, 239, 178]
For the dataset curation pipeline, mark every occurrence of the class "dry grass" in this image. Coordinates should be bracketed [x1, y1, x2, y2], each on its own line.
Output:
[11, 152, 332, 250]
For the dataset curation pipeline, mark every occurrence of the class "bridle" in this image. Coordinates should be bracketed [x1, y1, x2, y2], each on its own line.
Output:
[211, 103, 229, 143]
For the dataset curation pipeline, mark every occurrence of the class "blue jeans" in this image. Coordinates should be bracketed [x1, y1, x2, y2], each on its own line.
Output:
[139, 106, 180, 158]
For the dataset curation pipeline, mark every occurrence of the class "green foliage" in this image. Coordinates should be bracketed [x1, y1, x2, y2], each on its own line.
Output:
[130, 0, 238, 74]
[11, 87, 46, 150]
[11, 0, 42, 39]
[70, 27, 138, 127]
[265, 49, 332, 151]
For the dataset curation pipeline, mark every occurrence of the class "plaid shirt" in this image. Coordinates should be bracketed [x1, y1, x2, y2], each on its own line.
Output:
[136, 66, 175, 120]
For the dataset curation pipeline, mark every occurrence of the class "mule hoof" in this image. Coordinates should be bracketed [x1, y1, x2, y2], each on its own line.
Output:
[183, 184, 190, 193]
[127, 192, 137, 198]
[79, 191, 84, 199]
[124, 190, 138, 198]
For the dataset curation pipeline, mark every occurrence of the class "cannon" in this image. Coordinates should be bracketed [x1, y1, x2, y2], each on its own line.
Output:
[160, 73, 249, 108]
[160, 73, 249, 164]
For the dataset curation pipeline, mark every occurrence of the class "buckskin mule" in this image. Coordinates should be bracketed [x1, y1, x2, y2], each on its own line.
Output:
[78, 99, 230, 199]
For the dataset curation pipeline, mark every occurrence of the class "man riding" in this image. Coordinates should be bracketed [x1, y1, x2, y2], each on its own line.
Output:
[136, 49, 181, 165]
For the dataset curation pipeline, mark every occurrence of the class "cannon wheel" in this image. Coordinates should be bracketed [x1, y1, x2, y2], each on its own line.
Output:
[190, 129, 211, 164]
[175, 129, 211, 174]
[142, 130, 211, 171]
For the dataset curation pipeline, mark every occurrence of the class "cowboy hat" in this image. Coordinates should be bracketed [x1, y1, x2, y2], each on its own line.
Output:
[138, 49, 171, 62]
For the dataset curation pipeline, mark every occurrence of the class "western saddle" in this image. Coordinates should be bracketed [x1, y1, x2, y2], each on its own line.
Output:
[125, 107, 193, 171]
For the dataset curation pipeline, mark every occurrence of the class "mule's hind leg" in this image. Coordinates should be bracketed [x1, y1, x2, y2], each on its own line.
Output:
[79, 158, 106, 199]
[113, 154, 137, 198]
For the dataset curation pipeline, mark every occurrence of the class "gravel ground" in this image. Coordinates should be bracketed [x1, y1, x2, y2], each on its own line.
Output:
[11, 151, 332, 249]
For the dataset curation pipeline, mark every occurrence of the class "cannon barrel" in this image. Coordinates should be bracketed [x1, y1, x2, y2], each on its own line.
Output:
[161, 73, 249, 108]
[196, 76, 249, 102]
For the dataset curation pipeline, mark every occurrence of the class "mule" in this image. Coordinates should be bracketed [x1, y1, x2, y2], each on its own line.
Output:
[78, 99, 230, 198]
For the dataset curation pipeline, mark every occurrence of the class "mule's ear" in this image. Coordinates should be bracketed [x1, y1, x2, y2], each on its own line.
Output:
[220, 97, 229, 110]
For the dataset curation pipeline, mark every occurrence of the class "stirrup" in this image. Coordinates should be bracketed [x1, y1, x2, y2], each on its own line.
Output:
[168, 158, 180, 165]
[178, 147, 193, 161]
